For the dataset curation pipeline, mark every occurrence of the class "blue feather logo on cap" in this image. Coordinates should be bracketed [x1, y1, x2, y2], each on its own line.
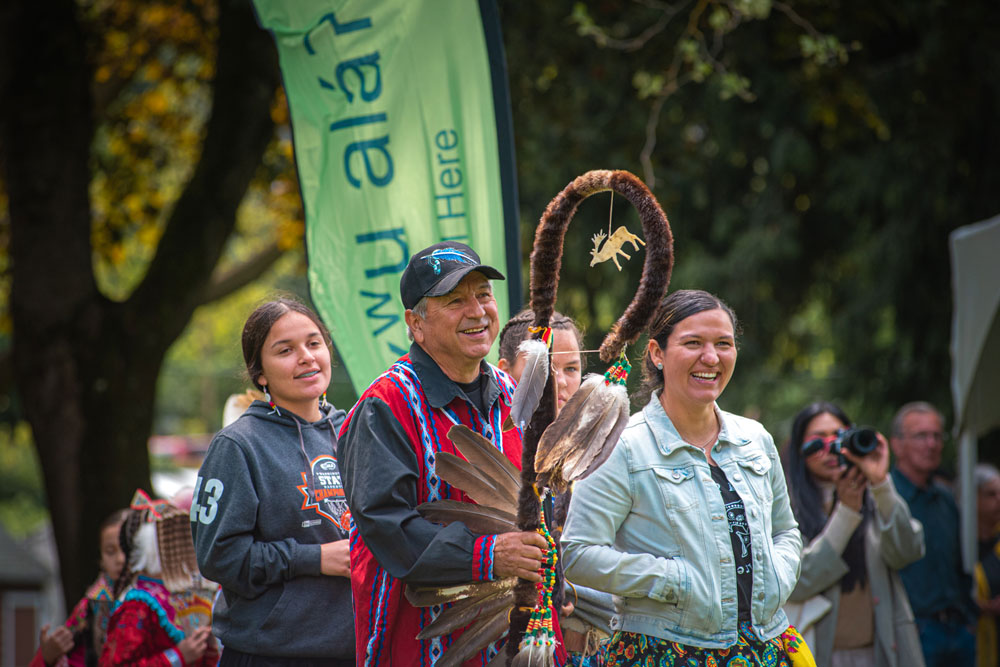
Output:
[421, 248, 475, 275]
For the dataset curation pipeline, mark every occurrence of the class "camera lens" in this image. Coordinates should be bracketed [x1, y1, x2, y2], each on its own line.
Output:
[843, 427, 878, 456]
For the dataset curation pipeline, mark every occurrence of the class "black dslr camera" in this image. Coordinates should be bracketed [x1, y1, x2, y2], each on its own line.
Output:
[801, 427, 879, 467]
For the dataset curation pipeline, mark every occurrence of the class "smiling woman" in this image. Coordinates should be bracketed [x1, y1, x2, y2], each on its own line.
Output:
[562, 289, 808, 667]
[255, 310, 332, 421]
[191, 298, 356, 666]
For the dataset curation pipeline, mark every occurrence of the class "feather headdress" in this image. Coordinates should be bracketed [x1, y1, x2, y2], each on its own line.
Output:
[407, 170, 674, 666]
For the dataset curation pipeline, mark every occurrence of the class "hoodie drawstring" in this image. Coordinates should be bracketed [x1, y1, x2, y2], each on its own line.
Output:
[293, 417, 313, 502]
[293, 410, 339, 503]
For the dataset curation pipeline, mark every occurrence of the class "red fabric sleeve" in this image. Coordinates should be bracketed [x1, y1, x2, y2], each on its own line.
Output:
[28, 648, 49, 667]
[472, 534, 497, 581]
[99, 602, 173, 667]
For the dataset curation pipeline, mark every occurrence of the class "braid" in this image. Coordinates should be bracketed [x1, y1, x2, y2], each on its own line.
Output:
[498, 309, 536, 363]
[113, 509, 143, 599]
[499, 308, 586, 371]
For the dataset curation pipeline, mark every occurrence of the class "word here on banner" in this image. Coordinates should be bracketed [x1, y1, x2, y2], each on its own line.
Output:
[434, 129, 469, 241]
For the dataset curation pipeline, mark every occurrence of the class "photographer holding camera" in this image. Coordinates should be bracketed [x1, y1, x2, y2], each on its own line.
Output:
[782, 401, 925, 667]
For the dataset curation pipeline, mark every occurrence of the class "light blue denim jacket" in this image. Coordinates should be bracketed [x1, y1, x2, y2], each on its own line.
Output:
[562, 393, 801, 648]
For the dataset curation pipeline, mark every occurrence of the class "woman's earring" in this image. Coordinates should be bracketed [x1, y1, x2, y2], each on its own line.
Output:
[320, 392, 329, 409]
[656, 362, 664, 370]
[263, 386, 281, 416]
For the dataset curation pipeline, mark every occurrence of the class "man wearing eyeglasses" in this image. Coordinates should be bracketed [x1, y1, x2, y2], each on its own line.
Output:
[890, 401, 976, 667]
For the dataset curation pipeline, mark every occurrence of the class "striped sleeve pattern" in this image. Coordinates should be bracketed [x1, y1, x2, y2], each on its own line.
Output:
[472, 534, 497, 581]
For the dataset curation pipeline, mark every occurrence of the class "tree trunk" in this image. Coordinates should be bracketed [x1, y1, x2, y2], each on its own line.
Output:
[1, 0, 279, 609]
[3, 0, 99, 606]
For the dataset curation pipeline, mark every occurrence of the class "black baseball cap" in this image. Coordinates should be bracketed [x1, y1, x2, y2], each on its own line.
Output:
[399, 241, 505, 310]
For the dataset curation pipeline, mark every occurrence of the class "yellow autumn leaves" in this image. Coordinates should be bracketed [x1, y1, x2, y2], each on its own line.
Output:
[79, 0, 300, 299]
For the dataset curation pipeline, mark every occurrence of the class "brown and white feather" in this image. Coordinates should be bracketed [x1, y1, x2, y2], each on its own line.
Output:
[417, 500, 517, 535]
[405, 577, 516, 608]
[448, 425, 521, 499]
[416, 588, 514, 640]
[508, 338, 550, 430]
[435, 452, 518, 515]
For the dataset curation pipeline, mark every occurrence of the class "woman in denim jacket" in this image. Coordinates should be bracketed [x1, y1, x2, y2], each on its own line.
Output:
[562, 290, 803, 666]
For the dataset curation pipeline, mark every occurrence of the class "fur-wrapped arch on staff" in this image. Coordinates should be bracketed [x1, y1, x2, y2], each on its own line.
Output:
[528, 169, 674, 363]
[507, 169, 673, 665]
[404, 170, 673, 667]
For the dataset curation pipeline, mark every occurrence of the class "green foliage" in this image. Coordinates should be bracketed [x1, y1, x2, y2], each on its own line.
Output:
[798, 34, 850, 66]
[500, 0, 1000, 450]
[74, 0, 303, 302]
[633, 70, 666, 100]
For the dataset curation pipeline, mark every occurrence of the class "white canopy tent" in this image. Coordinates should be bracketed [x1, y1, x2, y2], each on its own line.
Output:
[950, 214, 1000, 571]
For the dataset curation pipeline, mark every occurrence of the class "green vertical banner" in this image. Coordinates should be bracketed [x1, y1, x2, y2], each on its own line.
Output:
[252, 0, 521, 395]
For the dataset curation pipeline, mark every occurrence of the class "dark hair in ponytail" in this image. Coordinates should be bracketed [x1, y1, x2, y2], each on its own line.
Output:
[242, 298, 332, 391]
[639, 290, 739, 403]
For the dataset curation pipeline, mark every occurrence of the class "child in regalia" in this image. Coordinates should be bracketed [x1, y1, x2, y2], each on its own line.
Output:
[99, 490, 218, 667]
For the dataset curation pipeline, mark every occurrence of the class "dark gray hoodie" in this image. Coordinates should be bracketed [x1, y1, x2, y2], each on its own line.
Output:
[191, 401, 353, 659]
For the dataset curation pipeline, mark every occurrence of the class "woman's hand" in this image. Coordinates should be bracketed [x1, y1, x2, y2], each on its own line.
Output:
[39, 624, 74, 665]
[177, 626, 212, 664]
[321, 539, 351, 578]
[836, 466, 867, 512]
[841, 431, 890, 486]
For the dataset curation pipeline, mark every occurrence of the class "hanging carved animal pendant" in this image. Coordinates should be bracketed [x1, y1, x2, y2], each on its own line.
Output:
[589, 225, 646, 270]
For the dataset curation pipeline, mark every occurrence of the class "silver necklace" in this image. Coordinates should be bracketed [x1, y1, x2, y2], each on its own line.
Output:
[682, 419, 720, 450]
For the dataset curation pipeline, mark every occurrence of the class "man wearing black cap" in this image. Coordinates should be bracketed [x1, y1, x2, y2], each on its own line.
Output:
[338, 242, 551, 666]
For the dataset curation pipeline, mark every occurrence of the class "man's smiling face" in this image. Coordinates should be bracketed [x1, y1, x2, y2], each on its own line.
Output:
[407, 271, 499, 382]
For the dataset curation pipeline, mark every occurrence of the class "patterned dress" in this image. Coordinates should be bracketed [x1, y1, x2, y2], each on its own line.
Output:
[99, 576, 218, 667]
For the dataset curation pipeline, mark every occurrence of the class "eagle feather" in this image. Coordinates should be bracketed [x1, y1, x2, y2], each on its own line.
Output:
[449, 425, 521, 499]
[416, 587, 514, 640]
[435, 451, 517, 514]
[509, 338, 550, 429]
[433, 606, 511, 667]
[417, 500, 517, 535]
[405, 577, 516, 608]
[534, 375, 629, 492]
